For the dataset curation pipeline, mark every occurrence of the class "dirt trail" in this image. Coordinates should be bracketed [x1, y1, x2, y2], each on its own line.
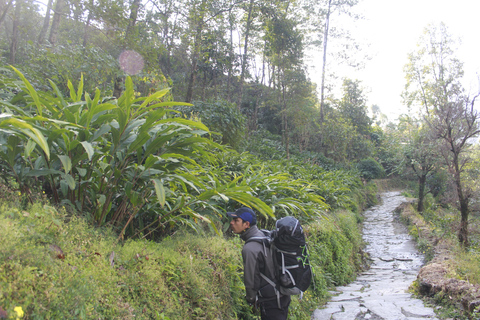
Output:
[312, 191, 438, 320]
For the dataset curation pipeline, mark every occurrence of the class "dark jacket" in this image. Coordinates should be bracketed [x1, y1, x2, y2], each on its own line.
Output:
[240, 225, 277, 303]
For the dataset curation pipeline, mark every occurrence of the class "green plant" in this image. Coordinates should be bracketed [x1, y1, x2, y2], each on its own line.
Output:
[0, 202, 247, 319]
[0, 69, 275, 240]
[357, 158, 385, 180]
[174, 100, 246, 149]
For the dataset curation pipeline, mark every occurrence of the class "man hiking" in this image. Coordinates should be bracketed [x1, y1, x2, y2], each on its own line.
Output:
[227, 207, 291, 319]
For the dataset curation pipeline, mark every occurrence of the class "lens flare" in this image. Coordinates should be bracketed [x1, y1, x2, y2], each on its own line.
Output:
[119, 50, 144, 75]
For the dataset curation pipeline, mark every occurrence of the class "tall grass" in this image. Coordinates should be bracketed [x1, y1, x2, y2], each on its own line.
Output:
[0, 195, 365, 319]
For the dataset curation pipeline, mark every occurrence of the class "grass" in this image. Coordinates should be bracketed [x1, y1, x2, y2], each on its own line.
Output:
[0, 200, 248, 319]
[0, 192, 366, 319]
[399, 200, 480, 319]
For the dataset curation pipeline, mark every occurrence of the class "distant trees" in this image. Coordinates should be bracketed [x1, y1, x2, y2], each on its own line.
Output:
[0, 0, 380, 165]
[319, 78, 375, 162]
[403, 23, 480, 247]
[394, 116, 441, 213]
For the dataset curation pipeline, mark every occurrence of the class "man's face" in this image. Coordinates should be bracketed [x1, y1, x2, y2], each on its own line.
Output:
[230, 217, 250, 234]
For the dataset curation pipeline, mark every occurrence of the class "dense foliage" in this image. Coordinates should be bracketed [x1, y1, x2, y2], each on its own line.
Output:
[0, 185, 367, 319]
[0, 0, 381, 164]
[1, 0, 480, 317]
[0, 70, 373, 241]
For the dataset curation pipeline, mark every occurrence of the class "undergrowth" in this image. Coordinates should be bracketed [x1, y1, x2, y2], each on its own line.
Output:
[399, 200, 480, 319]
[0, 198, 365, 319]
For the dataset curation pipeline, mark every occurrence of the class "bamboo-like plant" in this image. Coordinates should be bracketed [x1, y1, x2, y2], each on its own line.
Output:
[0, 68, 276, 240]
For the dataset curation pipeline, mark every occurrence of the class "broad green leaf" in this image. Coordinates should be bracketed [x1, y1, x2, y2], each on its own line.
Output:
[18, 127, 50, 160]
[92, 124, 111, 141]
[11, 67, 43, 116]
[63, 173, 76, 190]
[0, 101, 29, 116]
[144, 133, 175, 158]
[58, 155, 72, 173]
[67, 80, 77, 101]
[152, 179, 166, 208]
[77, 168, 87, 177]
[157, 118, 210, 132]
[77, 74, 84, 102]
[80, 141, 94, 161]
[138, 88, 170, 110]
[25, 169, 63, 177]
[48, 79, 67, 108]
[128, 132, 150, 153]
[25, 140, 36, 157]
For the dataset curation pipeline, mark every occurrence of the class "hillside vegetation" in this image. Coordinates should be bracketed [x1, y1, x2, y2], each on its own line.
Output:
[2, 11, 480, 317]
[0, 184, 370, 319]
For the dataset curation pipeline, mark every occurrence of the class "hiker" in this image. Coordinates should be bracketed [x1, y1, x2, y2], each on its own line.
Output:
[227, 207, 291, 320]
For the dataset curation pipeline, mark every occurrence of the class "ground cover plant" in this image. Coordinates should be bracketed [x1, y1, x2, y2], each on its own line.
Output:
[0, 189, 365, 319]
[0, 69, 368, 239]
[0, 70, 373, 319]
[399, 199, 480, 319]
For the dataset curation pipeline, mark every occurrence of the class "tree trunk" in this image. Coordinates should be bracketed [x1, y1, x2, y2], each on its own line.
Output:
[185, 24, 202, 103]
[226, 12, 234, 101]
[452, 152, 469, 247]
[185, 0, 206, 103]
[125, 0, 141, 43]
[237, 0, 254, 110]
[0, 0, 14, 26]
[319, 0, 332, 123]
[37, 0, 53, 45]
[417, 174, 426, 212]
[9, 0, 21, 64]
[280, 69, 289, 159]
[48, 0, 66, 47]
[82, 2, 93, 47]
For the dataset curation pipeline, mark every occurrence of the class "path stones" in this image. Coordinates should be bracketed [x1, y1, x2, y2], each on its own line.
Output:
[311, 192, 438, 320]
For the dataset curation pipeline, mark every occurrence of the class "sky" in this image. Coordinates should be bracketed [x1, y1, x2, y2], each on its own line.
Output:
[307, 0, 480, 122]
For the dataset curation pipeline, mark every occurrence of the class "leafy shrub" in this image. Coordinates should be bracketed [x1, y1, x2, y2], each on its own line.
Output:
[357, 158, 385, 180]
[174, 100, 246, 149]
[426, 170, 448, 198]
[0, 69, 275, 240]
[0, 195, 365, 319]
[0, 203, 246, 319]
[306, 211, 364, 287]
[21, 43, 120, 94]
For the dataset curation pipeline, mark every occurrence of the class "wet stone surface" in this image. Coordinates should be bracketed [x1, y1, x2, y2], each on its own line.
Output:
[312, 191, 438, 320]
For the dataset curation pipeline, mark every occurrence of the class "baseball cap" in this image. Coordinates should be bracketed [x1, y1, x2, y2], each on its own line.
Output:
[227, 207, 257, 225]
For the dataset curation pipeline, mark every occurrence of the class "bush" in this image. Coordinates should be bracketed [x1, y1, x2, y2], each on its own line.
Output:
[357, 158, 385, 180]
[0, 193, 367, 319]
[306, 211, 365, 287]
[174, 100, 246, 149]
[0, 203, 246, 319]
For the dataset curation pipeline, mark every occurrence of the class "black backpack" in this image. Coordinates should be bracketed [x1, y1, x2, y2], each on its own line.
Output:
[250, 216, 313, 296]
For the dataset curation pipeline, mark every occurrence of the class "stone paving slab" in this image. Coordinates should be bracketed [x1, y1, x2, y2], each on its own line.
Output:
[311, 192, 439, 320]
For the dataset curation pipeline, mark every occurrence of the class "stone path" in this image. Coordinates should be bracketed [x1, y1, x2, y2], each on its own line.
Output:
[312, 191, 438, 320]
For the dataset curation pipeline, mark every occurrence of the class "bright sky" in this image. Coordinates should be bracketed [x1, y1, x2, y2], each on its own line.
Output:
[308, 0, 480, 122]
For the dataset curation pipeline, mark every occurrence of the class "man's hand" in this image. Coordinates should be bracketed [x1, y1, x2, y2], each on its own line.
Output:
[247, 300, 259, 314]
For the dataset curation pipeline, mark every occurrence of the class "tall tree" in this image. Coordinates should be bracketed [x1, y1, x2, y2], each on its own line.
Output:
[398, 117, 440, 212]
[314, 0, 359, 122]
[48, 0, 67, 46]
[0, 0, 14, 25]
[37, 0, 53, 45]
[337, 78, 371, 136]
[9, 0, 23, 63]
[264, 13, 304, 158]
[404, 23, 480, 247]
[236, 0, 255, 109]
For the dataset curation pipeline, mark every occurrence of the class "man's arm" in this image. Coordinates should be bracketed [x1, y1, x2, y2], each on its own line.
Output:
[242, 244, 261, 303]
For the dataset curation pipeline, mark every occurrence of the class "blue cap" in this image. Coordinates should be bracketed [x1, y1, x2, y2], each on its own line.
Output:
[227, 207, 257, 225]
